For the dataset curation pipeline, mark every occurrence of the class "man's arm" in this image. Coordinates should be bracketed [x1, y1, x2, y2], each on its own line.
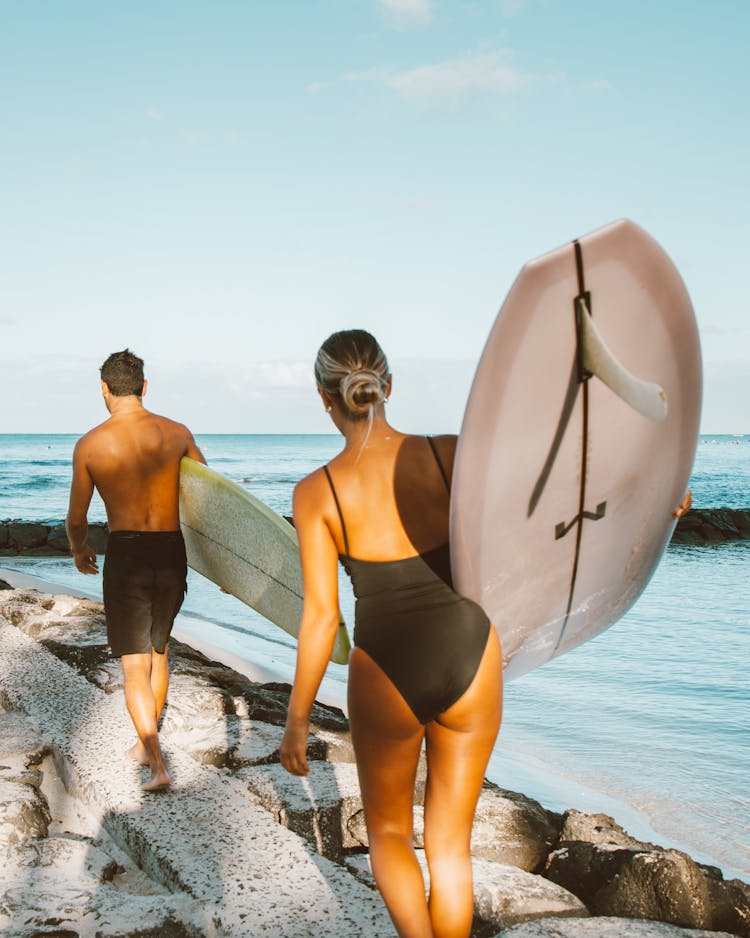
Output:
[66, 439, 99, 574]
[185, 430, 207, 465]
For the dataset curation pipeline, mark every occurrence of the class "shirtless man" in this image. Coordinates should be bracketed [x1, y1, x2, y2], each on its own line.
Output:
[66, 349, 205, 791]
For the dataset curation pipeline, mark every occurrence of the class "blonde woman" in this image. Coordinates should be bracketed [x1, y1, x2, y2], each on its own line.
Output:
[280, 330, 503, 938]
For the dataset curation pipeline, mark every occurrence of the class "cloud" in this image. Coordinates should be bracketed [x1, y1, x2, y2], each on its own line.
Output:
[181, 130, 239, 147]
[701, 359, 750, 433]
[146, 107, 165, 122]
[0, 354, 479, 434]
[403, 198, 440, 218]
[127, 359, 324, 433]
[226, 361, 313, 398]
[388, 357, 476, 433]
[581, 78, 614, 92]
[498, 0, 528, 17]
[701, 323, 748, 337]
[377, 0, 431, 25]
[347, 50, 527, 107]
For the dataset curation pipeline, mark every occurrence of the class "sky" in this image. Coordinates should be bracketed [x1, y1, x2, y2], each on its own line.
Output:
[1, 0, 748, 434]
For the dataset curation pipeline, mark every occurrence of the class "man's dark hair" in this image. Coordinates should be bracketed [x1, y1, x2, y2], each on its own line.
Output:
[100, 349, 145, 397]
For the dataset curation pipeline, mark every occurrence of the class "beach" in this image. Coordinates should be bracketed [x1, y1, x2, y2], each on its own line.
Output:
[3, 1, 749, 932]
[0, 435, 749, 935]
[1, 571, 748, 937]
[1, 433, 748, 883]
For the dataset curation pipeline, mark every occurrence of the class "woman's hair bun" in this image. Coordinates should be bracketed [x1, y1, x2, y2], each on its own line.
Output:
[314, 330, 390, 421]
[340, 369, 385, 416]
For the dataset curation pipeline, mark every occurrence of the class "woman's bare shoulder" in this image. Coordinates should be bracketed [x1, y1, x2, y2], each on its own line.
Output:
[294, 465, 330, 503]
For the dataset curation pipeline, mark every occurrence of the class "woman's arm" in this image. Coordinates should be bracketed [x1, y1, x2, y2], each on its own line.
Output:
[280, 473, 343, 776]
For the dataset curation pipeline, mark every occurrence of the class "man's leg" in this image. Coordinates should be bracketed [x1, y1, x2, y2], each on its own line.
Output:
[121, 652, 171, 791]
[151, 645, 170, 718]
[126, 647, 170, 766]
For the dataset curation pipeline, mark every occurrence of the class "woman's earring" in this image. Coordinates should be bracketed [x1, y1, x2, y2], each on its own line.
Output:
[326, 405, 332, 412]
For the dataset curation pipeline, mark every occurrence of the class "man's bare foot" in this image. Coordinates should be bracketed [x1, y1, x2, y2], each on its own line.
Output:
[125, 742, 149, 765]
[142, 769, 171, 792]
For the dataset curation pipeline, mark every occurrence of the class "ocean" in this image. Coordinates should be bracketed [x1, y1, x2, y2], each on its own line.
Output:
[1, 433, 748, 880]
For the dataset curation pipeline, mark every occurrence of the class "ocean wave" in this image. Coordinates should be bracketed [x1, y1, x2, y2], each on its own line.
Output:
[239, 476, 302, 485]
[1, 477, 58, 490]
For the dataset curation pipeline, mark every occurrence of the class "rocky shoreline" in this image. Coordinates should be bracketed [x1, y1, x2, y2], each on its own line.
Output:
[0, 576, 748, 937]
[2, 509, 750, 558]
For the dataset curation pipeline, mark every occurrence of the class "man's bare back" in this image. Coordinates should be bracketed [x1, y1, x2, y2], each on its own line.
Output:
[70, 406, 203, 535]
[67, 378, 205, 574]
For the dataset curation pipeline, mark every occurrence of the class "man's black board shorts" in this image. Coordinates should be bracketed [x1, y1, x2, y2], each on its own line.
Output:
[103, 530, 187, 657]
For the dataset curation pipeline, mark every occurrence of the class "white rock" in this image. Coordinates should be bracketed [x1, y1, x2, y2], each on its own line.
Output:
[0, 616, 396, 936]
[160, 674, 239, 766]
[346, 851, 586, 929]
[0, 710, 49, 761]
[0, 779, 51, 843]
[232, 720, 286, 766]
[238, 760, 364, 858]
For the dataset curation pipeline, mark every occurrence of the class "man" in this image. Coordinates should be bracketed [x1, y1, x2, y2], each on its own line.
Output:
[67, 349, 205, 791]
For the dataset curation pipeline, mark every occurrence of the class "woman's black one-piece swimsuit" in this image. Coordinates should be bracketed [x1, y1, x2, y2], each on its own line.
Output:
[324, 439, 491, 725]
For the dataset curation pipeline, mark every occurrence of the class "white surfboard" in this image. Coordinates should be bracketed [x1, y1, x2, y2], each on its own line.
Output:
[451, 219, 701, 680]
[179, 458, 351, 665]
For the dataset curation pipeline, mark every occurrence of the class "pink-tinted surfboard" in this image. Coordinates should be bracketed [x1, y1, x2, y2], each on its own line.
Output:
[451, 219, 702, 680]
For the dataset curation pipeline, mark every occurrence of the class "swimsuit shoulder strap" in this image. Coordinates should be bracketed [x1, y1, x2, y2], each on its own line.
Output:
[426, 436, 451, 494]
[323, 465, 351, 556]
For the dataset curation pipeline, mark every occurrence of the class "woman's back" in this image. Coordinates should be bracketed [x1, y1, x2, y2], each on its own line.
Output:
[322, 431, 457, 563]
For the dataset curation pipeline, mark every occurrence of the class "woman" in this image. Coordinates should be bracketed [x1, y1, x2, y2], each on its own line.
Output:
[280, 330, 503, 938]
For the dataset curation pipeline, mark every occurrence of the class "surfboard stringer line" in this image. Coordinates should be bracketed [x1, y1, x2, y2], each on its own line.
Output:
[528, 238, 670, 655]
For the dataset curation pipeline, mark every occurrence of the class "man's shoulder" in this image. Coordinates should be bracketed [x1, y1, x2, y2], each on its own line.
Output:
[138, 408, 184, 433]
[75, 420, 111, 451]
[144, 413, 202, 462]
[144, 411, 193, 438]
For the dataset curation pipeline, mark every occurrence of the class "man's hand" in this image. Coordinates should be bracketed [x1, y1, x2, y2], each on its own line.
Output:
[279, 715, 310, 776]
[72, 545, 99, 575]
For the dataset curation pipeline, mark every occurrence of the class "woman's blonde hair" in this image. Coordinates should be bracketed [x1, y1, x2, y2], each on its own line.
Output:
[315, 330, 390, 420]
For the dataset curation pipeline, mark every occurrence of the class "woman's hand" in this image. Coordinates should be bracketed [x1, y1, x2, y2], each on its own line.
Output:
[280, 715, 310, 776]
[672, 489, 692, 519]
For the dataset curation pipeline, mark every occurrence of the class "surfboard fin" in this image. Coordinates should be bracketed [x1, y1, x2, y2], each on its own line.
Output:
[578, 297, 668, 422]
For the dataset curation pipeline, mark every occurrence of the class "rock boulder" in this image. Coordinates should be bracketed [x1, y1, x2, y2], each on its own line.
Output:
[8, 522, 49, 550]
[0, 779, 52, 843]
[492, 916, 737, 937]
[460, 784, 562, 872]
[545, 842, 716, 930]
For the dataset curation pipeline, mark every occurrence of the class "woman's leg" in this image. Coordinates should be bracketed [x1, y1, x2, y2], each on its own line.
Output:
[423, 628, 503, 938]
[348, 647, 431, 938]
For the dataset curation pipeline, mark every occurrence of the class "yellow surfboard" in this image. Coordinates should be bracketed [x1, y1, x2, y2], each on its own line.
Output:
[179, 457, 350, 664]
